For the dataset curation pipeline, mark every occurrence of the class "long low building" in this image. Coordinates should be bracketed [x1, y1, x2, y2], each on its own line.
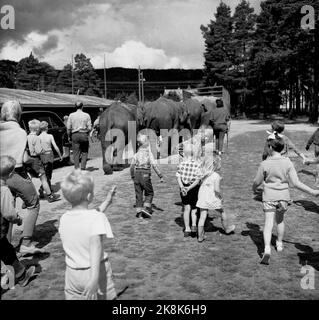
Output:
[0, 88, 115, 119]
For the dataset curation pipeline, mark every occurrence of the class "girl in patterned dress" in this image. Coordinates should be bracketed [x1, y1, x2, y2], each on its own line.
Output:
[196, 155, 235, 242]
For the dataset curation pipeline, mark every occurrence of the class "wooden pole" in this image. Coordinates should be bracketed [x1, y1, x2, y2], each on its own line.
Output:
[141, 71, 144, 104]
[104, 54, 107, 99]
[138, 66, 141, 104]
[71, 54, 74, 95]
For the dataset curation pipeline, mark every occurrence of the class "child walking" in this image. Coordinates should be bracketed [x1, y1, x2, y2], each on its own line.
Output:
[26, 119, 60, 202]
[0, 156, 37, 288]
[59, 169, 117, 300]
[176, 142, 202, 237]
[38, 121, 63, 194]
[253, 133, 319, 265]
[262, 121, 306, 161]
[130, 134, 164, 218]
[196, 155, 235, 242]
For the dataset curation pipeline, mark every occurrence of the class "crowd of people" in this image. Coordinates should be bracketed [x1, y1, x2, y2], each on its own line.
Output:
[1, 99, 319, 299]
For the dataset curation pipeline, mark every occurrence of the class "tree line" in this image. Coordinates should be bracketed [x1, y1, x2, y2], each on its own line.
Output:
[201, 0, 319, 122]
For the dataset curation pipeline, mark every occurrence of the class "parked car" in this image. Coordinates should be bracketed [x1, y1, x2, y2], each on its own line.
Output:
[20, 110, 72, 164]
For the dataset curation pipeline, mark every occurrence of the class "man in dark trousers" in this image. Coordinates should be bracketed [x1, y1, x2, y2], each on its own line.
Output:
[210, 99, 231, 155]
[67, 101, 92, 170]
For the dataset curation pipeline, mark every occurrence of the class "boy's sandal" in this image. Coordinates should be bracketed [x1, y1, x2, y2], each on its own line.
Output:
[260, 253, 270, 265]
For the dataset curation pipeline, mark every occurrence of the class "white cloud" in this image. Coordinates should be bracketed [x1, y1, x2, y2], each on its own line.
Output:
[0, 0, 262, 69]
[103, 40, 185, 69]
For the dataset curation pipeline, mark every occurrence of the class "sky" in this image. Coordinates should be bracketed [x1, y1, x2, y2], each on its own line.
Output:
[0, 0, 262, 70]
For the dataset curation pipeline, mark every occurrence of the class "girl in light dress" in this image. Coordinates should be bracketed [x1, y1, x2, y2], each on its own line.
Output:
[196, 154, 235, 242]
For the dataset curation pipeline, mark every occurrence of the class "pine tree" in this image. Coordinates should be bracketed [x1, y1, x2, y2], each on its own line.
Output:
[0, 60, 17, 88]
[73, 53, 102, 97]
[15, 52, 56, 91]
[201, 2, 233, 87]
[55, 64, 73, 94]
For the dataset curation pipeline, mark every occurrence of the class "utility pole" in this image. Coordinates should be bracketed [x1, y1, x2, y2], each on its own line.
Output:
[71, 54, 74, 95]
[141, 71, 144, 104]
[104, 53, 107, 99]
[138, 66, 141, 104]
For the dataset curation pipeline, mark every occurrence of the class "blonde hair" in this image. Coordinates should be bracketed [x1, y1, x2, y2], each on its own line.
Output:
[0, 156, 16, 178]
[28, 119, 40, 133]
[137, 133, 149, 146]
[40, 121, 49, 132]
[183, 142, 201, 160]
[1, 100, 22, 121]
[201, 154, 221, 179]
[61, 169, 94, 205]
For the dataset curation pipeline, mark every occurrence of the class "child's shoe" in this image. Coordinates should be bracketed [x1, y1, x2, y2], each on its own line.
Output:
[38, 188, 45, 199]
[224, 225, 235, 235]
[260, 247, 271, 265]
[47, 193, 60, 203]
[183, 231, 191, 237]
[141, 207, 152, 218]
[17, 266, 37, 287]
[276, 240, 283, 252]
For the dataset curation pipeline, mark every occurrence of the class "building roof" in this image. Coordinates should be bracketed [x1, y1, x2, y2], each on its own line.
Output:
[0, 88, 114, 108]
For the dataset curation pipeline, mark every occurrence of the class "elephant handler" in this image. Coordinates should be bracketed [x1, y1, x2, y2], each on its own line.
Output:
[210, 99, 231, 155]
[0, 100, 43, 256]
[67, 101, 92, 170]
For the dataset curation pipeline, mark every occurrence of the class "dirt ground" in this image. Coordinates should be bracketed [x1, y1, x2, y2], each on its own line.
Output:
[2, 120, 319, 300]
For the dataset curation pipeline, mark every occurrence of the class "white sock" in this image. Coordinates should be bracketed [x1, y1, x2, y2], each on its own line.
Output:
[264, 245, 271, 254]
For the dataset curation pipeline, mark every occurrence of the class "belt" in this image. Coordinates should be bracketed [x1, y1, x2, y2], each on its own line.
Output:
[66, 257, 109, 270]
[135, 167, 151, 171]
[41, 151, 52, 154]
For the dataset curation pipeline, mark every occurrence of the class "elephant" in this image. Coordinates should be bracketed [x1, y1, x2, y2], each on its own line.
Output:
[99, 101, 144, 174]
[143, 97, 189, 135]
[183, 98, 206, 132]
[142, 97, 190, 157]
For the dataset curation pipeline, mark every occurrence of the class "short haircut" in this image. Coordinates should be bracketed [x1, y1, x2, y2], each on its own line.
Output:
[40, 121, 49, 132]
[1, 100, 22, 122]
[75, 101, 83, 109]
[61, 169, 94, 205]
[271, 121, 285, 133]
[0, 156, 16, 178]
[137, 134, 149, 146]
[28, 119, 40, 132]
[183, 142, 200, 159]
[268, 136, 285, 153]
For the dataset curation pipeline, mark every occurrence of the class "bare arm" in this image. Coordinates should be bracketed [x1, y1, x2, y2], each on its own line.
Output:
[98, 186, 116, 213]
[252, 164, 264, 193]
[286, 136, 305, 159]
[305, 157, 319, 165]
[50, 135, 62, 159]
[82, 235, 103, 299]
[288, 166, 318, 196]
[176, 173, 184, 190]
[185, 178, 200, 192]
[213, 174, 222, 199]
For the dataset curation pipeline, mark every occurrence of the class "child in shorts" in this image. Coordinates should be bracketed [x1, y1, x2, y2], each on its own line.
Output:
[59, 169, 117, 300]
[130, 134, 164, 218]
[26, 119, 59, 203]
[176, 142, 202, 237]
[262, 120, 306, 161]
[0, 156, 37, 288]
[253, 133, 319, 265]
[39, 121, 63, 194]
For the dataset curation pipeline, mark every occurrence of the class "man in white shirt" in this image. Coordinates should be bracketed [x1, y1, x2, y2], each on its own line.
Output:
[67, 101, 92, 170]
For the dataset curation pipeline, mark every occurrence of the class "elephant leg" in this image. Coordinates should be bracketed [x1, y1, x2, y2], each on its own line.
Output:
[101, 139, 113, 175]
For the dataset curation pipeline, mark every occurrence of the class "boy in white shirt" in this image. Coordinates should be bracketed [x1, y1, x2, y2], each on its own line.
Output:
[59, 169, 117, 300]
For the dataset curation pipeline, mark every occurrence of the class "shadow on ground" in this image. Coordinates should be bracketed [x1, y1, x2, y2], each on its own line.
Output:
[293, 200, 319, 214]
[33, 219, 58, 248]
